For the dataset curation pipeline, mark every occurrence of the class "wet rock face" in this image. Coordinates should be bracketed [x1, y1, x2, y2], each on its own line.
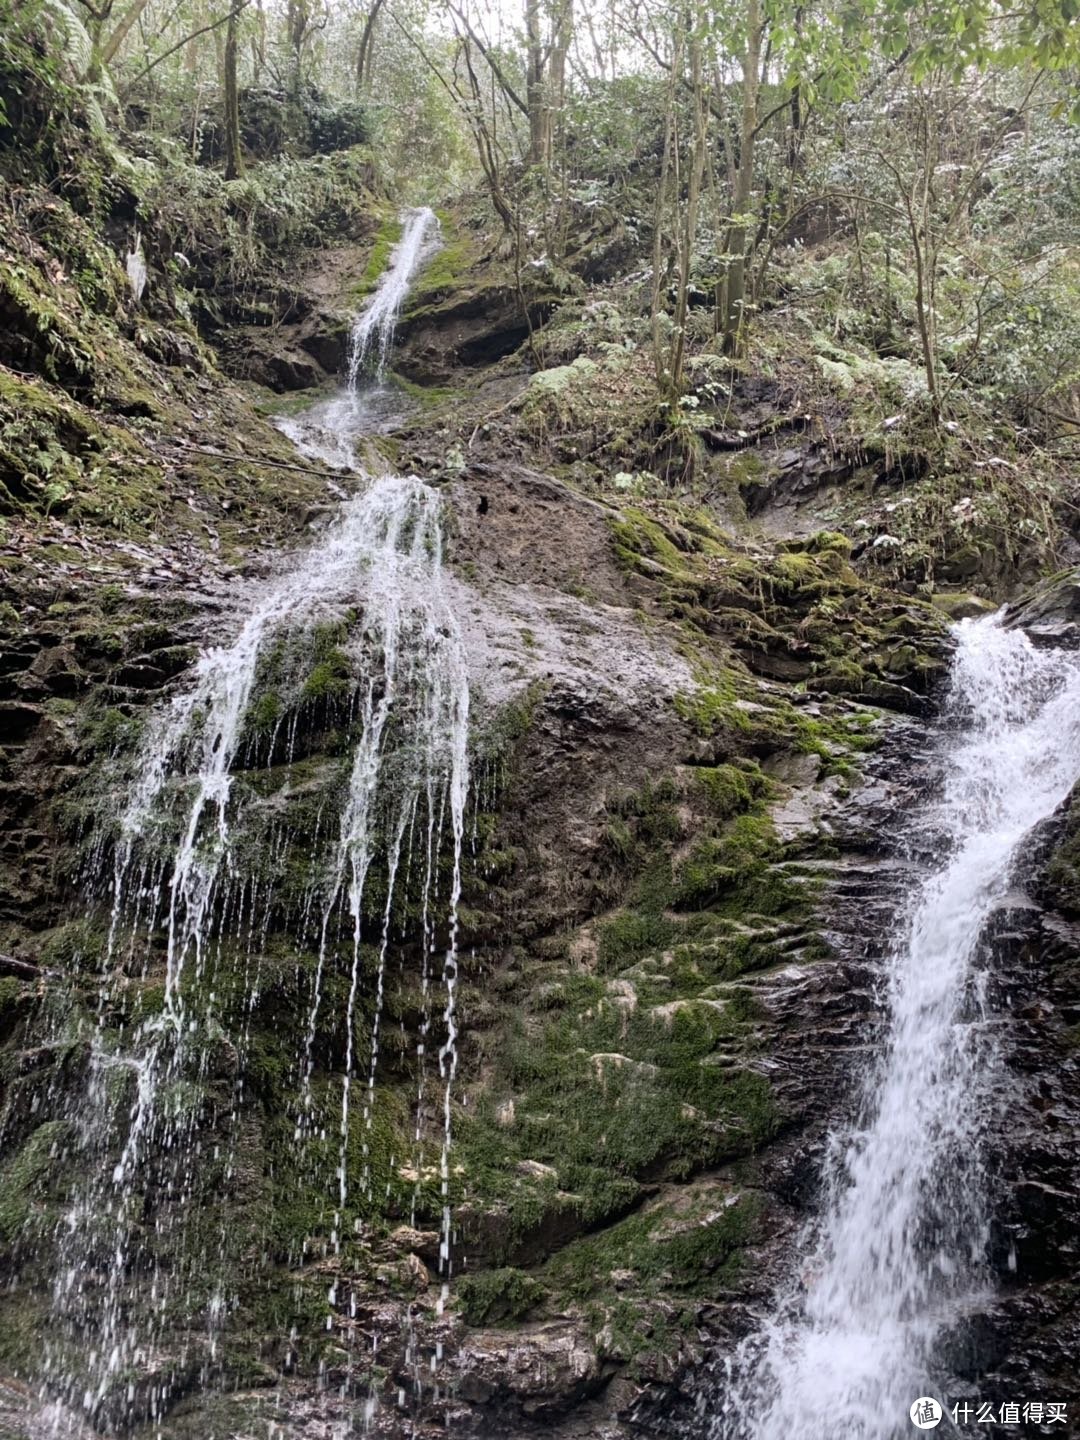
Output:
[0, 595, 204, 931]
[0, 429, 1075, 1440]
[0, 457, 951, 1438]
[216, 300, 353, 390]
[397, 289, 554, 384]
[1004, 566, 1080, 650]
[0, 439, 974, 1440]
[974, 571, 1080, 1405]
[964, 792, 1080, 1406]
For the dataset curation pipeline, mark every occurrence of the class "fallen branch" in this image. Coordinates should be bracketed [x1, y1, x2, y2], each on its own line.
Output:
[701, 413, 811, 450]
[0, 955, 43, 980]
[159, 441, 350, 481]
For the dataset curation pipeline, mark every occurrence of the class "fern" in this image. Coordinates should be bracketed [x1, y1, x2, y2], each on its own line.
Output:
[37, 0, 93, 78]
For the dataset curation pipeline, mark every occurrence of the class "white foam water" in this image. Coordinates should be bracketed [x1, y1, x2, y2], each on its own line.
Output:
[43, 475, 469, 1430]
[708, 615, 1080, 1439]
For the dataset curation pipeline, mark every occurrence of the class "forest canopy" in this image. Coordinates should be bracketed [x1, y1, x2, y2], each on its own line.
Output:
[2, 0, 1079, 446]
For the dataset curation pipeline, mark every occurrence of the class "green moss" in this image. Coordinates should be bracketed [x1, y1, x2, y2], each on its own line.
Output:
[544, 1187, 762, 1336]
[402, 215, 474, 311]
[610, 507, 698, 581]
[37, 918, 108, 972]
[79, 701, 143, 755]
[661, 1194, 763, 1275]
[0, 975, 23, 1010]
[722, 450, 767, 489]
[672, 813, 802, 917]
[354, 215, 403, 298]
[695, 761, 768, 820]
[456, 1267, 547, 1326]
[674, 670, 753, 739]
[808, 529, 854, 555]
[604, 816, 635, 860]
[1046, 805, 1080, 916]
[609, 776, 681, 837]
[389, 374, 460, 408]
[0, 1120, 70, 1248]
[300, 621, 353, 703]
[787, 705, 882, 772]
[475, 680, 548, 803]
[0, 367, 99, 512]
[455, 916, 781, 1263]
[247, 690, 283, 734]
[0, 975, 31, 1041]
[772, 550, 827, 590]
[0, 1291, 50, 1374]
[413, 239, 470, 297]
[597, 910, 678, 968]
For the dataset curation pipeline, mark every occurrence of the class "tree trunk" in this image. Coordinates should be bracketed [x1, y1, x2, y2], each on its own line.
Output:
[93, 0, 150, 76]
[86, 14, 107, 83]
[651, 34, 682, 387]
[525, 0, 547, 166]
[224, 5, 244, 180]
[355, 0, 386, 93]
[670, 24, 707, 394]
[286, 0, 308, 95]
[545, 0, 572, 166]
[718, 0, 761, 354]
[253, 0, 266, 82]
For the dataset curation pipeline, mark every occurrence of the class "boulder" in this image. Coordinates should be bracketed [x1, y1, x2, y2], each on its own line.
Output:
[1004, 567, 1080, 648]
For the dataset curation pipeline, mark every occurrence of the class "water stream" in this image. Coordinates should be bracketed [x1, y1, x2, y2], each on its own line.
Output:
[346, 207, 441, 386]
[277, 206, 440, 469]
[709, 616, 1080, 1438]
[32, 207, 464, 1433]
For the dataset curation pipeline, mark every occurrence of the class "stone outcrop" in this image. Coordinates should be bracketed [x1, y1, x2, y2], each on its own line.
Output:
[0, 434, 965, 1438]
[1005, 566, 1080, 649]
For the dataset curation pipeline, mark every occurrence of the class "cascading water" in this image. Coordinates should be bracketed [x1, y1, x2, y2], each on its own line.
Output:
[26, 210, 468, 1434]
[276, 206, 440, 469]
[346, 207, 440, 387]
[708, 616, 1080, 1439]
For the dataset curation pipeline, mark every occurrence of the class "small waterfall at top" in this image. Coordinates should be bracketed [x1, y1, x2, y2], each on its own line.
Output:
[274, 206, 439, 471]
[24, 210, 468, 1435]
[707, 616, 1080, 1439]
[347, 207, 440, 387]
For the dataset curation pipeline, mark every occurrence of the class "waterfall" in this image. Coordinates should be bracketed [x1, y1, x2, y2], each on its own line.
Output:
[708, 616, 1080, 1439]
[276, 205, 439, 470]
[30, 212, 468, 1434]
[347, 207, 440, 386]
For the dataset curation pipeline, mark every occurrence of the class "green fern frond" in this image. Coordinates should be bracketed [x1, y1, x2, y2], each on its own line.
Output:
[38, 0, 93, 77]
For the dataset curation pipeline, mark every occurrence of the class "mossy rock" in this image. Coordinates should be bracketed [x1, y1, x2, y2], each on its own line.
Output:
[355, 213, 404, 298]
[0, 1119, 71, 1250]
[1044, 795, 1080, 917]
[695, 761, 769, 820]
[0, 975, 36, 1043]
[540, 1188, 761, 1371]
[456, 1266, 547, 1326]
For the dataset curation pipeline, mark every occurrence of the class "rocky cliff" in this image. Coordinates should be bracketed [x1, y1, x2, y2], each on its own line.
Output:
[1, 122, 1079, 1440]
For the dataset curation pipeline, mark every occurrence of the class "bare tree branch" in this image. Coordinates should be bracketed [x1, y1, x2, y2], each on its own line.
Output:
[119, 1, 251, 97]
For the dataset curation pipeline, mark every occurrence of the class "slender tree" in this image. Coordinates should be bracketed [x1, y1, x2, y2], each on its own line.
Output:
[223, 0, 243, 179]
[716, 0, 761, 354]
